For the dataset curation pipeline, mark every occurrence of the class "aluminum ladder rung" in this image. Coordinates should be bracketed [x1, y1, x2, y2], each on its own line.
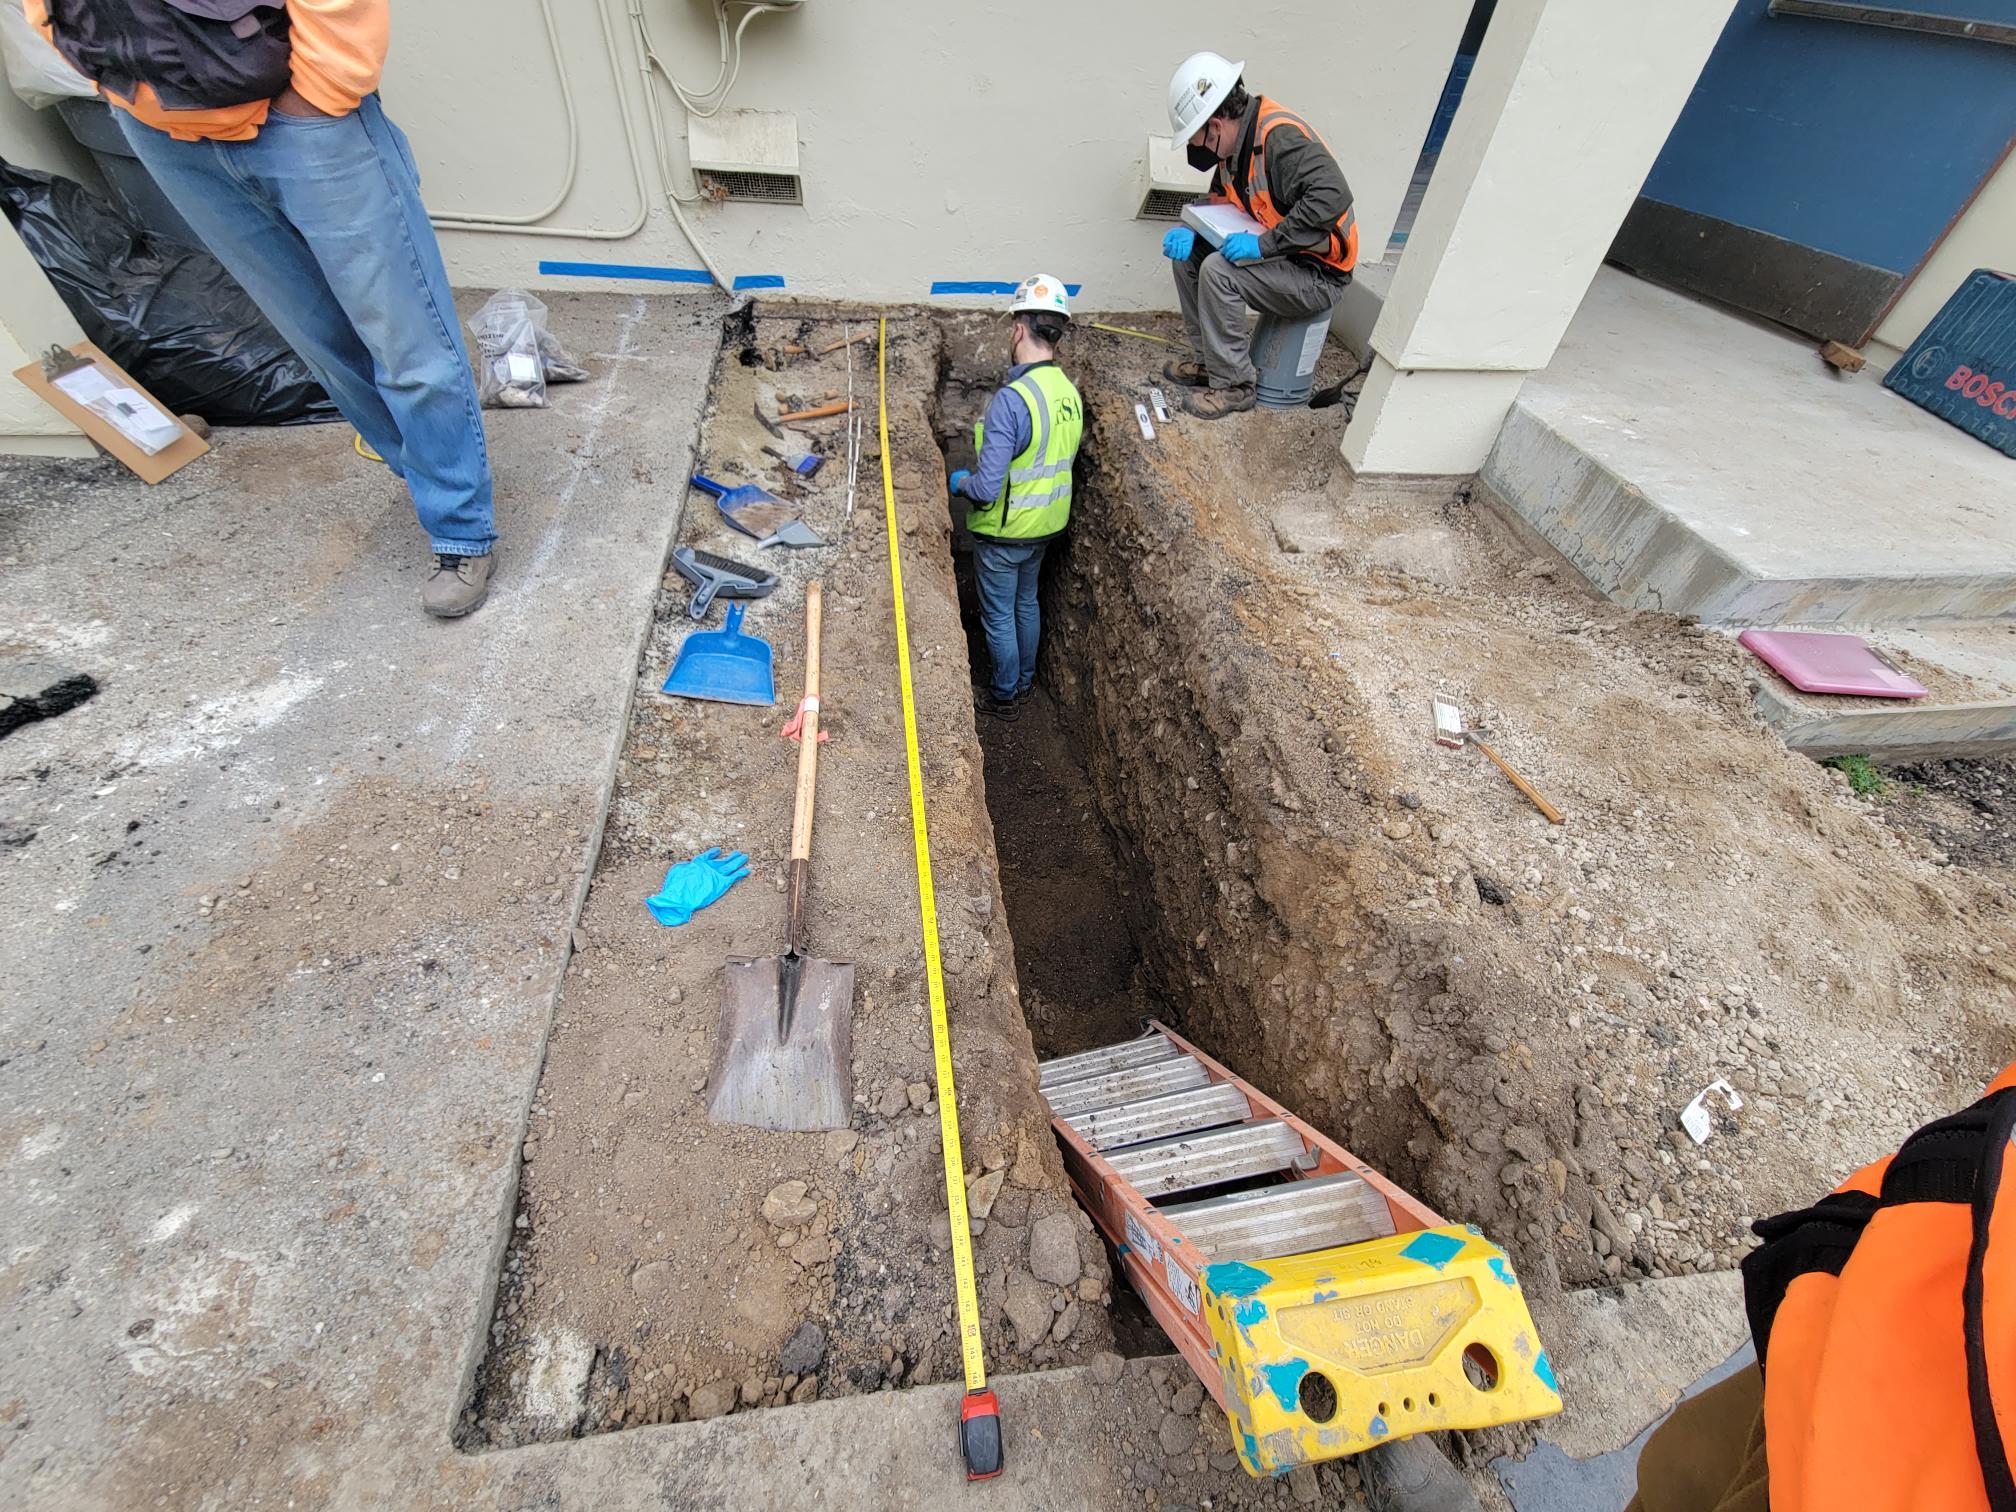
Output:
[1064, 1082, 1251, 1152]
[1038, 1034, 1179, 1090]
[1160, 1171, 1397, 1261]
[1104, 1117, 1308, 1199]
[1041, 1056, 1208, 1119]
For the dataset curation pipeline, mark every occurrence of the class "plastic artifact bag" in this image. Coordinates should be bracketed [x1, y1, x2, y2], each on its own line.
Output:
[467, 289, 588, 409]
[0, 7, 94, 110]
[0, 159, 339, 425]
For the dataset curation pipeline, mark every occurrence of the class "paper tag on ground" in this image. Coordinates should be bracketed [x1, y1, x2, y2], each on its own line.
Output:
[1149, 387, 1170, 422]
[1680, 1078, 1745, 1145]
[1134, 402, 1155, 440]
[505, 352, 540, 382]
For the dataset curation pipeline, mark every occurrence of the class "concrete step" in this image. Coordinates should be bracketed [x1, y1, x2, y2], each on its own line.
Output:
[1748, 622, 2016, 760]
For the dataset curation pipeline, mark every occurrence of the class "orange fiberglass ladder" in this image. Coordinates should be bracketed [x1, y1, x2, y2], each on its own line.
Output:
[1038, 1020, 1562, 1477]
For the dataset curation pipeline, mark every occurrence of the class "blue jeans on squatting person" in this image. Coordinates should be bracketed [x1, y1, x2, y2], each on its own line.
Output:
[114, 95, 495, 559]
[971, 536, 1049, 702]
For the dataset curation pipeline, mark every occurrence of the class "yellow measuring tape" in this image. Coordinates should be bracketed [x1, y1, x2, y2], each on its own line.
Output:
[875, 318, 1003, 1477]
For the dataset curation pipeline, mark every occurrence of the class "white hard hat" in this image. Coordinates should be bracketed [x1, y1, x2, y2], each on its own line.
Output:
[1168, 51, 1244, 138]
[1009, 274, 1071, 321]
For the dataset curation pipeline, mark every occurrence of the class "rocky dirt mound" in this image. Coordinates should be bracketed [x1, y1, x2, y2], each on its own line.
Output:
[977, 314, 2016, 1364]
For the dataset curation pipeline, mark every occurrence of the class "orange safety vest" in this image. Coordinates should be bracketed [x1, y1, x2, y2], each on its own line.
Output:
[1740, 1060, 2016, 1510]
[1230, 97, 1358, 276]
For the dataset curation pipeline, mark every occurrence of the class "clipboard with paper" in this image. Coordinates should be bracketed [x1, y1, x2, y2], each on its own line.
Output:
[11, 341, 209, 482]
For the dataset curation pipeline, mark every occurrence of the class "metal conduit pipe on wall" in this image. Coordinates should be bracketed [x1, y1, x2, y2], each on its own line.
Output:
[425, 0, 738, 299]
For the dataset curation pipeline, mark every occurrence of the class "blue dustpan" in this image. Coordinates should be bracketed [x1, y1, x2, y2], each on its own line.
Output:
[661, 601, 776, 706]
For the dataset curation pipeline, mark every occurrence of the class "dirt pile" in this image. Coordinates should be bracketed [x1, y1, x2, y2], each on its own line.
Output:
[935, 314, 2016, 1353]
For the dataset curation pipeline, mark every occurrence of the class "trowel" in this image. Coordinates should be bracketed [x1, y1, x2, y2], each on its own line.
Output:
[691, 473, 824, 549]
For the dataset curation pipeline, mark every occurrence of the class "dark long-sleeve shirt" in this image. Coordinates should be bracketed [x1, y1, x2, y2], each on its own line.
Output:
[955, 359, 1044, 508]
[1213, 102, 1354, 269]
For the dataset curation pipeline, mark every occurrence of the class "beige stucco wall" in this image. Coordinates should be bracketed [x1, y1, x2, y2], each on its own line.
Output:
[397, 0, 1469, 307]
[1873, 149, 2016, 366]
[0, 83, 92, 452]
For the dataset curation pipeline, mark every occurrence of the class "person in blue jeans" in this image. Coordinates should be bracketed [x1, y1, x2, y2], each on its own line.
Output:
[33, 0, 498, 618]
[949, 276, 1084, 722]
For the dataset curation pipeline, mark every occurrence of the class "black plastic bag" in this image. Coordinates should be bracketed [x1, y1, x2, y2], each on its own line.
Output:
[0, 157, 338, 426]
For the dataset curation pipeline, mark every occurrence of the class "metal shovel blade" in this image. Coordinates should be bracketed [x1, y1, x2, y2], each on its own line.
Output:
[707, 952, 855, 1131]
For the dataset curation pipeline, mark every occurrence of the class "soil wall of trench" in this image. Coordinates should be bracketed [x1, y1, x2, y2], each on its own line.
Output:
[989, 357, 1586, 1314]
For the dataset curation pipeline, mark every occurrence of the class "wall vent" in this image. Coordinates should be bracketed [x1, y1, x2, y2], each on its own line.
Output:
[1137, 134, 1210, 221]
[688, 108, 802, 208]
[701, 169, 803, 205]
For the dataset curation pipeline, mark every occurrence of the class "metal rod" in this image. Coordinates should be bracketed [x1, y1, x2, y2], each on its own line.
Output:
[1769, 0, 2016, 47]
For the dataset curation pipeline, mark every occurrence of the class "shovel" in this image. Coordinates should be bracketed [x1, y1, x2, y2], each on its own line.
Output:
[692, 473, 825, 549]
[708, 580, 855, 1130]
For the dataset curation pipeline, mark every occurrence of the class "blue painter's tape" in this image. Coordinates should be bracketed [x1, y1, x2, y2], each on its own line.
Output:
[1233, 1297, 1267, 1327]
[1399, 1231, 1465, 1271]
[1260, 1359, 1309, 1412]
[1312, 1288, 1339, 1303]
[1241, 1430, 1260, 1467]
[1203, 1260, 1272, 1298]
[539, 260, 713, 284]
[537, 261, 788, 291]
[1488, 1255, 1517, 1287]
[929, 280, 1085, 297]
[1534, 1350, 1559, 1395]
[1369, 1413, 1389, 1439]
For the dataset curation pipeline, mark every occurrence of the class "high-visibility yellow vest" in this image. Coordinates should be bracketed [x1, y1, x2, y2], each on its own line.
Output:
[968, 362, 1082, 541]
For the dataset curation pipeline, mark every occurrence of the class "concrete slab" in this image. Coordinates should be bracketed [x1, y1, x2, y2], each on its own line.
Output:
[1481, 270, 2016, 627]
[1744, 623, 2016, 760]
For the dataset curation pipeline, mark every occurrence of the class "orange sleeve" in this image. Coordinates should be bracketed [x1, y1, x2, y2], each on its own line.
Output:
[284, 0, 389, 117]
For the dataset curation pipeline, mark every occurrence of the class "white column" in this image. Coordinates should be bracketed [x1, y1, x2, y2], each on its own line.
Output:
[0, 222, 92, 459]
[1342, 0, 1738, 477]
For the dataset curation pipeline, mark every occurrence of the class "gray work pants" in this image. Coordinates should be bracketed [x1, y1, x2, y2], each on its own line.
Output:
[1173, 250, 1345, 388]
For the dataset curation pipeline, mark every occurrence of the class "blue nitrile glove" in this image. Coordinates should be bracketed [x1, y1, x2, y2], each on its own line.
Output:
[949, 468, 972, 498]
[1162, 226, 1196, 261]
[1220, 231, 1264, 265]
[645, 847, 751, 926]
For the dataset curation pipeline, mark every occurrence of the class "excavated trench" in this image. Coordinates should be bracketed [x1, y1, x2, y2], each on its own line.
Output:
[460, 310, 1491, 1468]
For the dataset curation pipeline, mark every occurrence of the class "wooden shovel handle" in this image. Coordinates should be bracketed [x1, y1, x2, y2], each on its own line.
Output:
[1474, 738, 1564, 825]
[779, 400, 853, 423]
[789, 581, 824, 861]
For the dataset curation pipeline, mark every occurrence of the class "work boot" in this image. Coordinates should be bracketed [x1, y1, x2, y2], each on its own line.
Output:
[974, 688, 1021, 723]
[1184, 383, 1257, 420]
[423, 551, 495, 619]
[1162, 358, 1209, 389]
[1359, 1437, 1484, 1512]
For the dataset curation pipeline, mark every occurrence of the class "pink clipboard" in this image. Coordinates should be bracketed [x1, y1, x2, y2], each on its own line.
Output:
[1738, 629, 1927, 699]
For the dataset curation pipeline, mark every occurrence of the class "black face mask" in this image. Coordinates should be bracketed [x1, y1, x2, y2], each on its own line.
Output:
[1186, 141, 1218, 173]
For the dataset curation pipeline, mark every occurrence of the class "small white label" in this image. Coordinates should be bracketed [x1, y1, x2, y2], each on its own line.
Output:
[1149, 387, 1170, 423]
[1166, 1254, 1201, 1315]
[1134, 402, 1155, 440]
[506, 351, 541, 382]
[1125, 1211, 1160, 1265]
[1296, 318, 1329, 378]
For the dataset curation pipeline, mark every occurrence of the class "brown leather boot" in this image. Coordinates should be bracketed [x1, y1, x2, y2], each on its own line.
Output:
[422, 551, 495, 619]
[1183, 382, 1257, 420]
[1161, 358, 1209, 389]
